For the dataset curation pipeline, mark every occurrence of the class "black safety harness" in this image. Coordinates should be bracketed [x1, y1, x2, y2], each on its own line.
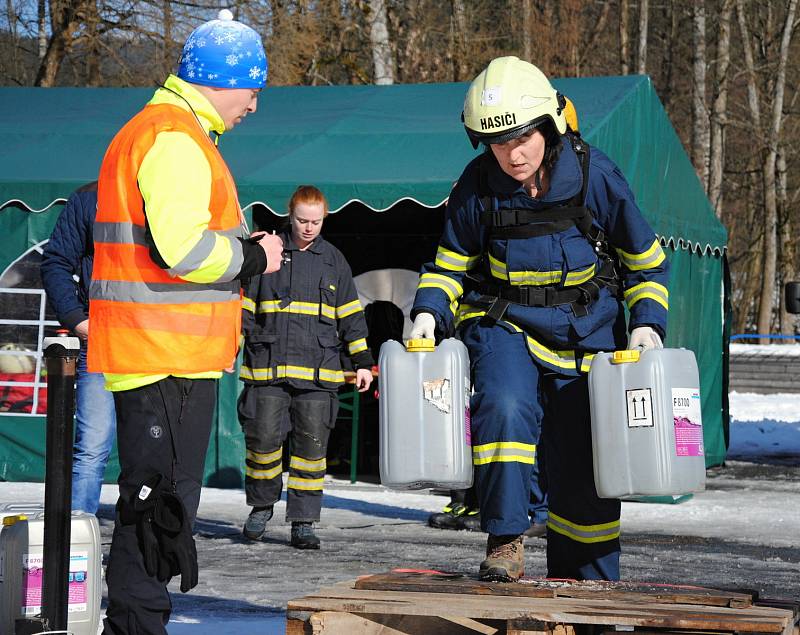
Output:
[466, 133, 621, 323]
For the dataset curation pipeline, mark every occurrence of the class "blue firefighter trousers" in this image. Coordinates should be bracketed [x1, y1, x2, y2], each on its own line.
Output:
[462, 321, 621, 580]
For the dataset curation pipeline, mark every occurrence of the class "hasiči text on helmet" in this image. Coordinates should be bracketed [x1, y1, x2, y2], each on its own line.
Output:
[480, 113, 517, 131]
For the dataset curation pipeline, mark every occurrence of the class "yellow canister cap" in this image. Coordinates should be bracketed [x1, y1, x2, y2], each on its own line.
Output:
[612, 349, 640, 364]
[406, 338, 435, 352]
[3, 514, 27, 526]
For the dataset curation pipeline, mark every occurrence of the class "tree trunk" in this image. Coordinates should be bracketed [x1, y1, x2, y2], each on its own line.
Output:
[757, 0, 798, 342]
[778, 147, 795, 337]
[85, 0, 100, 87]
[451, 0, 468, 81]
[35, 0, 82, 86]
[636, 0, 648, 74]
[707, 0, 732, 217]
[368, 0, 394, 85]
[619, 0, 629, 75]
[660, 0, 678, 110]
[691, 0, 709, 188]
[522, 0, 532, 63]
[38, 0, 47, 60]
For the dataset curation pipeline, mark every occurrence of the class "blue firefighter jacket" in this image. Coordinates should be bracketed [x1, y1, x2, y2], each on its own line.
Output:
[240, 229, 374, 391]
[40, 186, 97, 331]
[412, 136, 670, 376]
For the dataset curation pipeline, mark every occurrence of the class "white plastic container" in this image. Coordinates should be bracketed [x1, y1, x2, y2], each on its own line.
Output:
[0, 510, 102, 635]
[379, 337, 473, 490]
[588, 348, 706, 499]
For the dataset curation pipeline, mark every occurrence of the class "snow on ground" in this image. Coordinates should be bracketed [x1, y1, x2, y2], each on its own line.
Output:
[1, 391, 798, 634]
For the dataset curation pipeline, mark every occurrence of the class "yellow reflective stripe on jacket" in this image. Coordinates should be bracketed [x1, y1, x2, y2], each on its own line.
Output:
[257, 300, 318, 315]
[240, 364, 345, 384]
[289, 456, 326, 472]
[564, 264, 597, 286]
[419, 272, 463, 303]
[336, 299, 363, 318]
[509, 269, 562, 286]
[616, 239, 666, 272]
[488, 253, 508, 280]
[321, 303, 335, 319]
[348, 338, 368, 355]
[242, 296, 256, 313]
[473, 441, 536, 465]
[245, 464, 283, 480]
[624, 281, 669, 311]
[435, 246, 480, 272]
[455, 308, 594, 374]
[287, 476, 324, 491]
[246, 447, 282, 466]
[546, 511, 621, 544]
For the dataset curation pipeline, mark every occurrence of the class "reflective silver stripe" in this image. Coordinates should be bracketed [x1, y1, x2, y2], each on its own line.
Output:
[94, 221, 146, 245]
[564, 264, 596, 286]
[247, 447, 282, 465]
[418, 273, 463, 302]
[488, 253, 508, 280]
[90, 279, 239, 304]
[336, 299, 363, 318]
[318, 368, 345, 383]
[472, 441, 536, 466]
[624, 281, 669, 311]
[242, 297, 256, 313]
[348, 338, 368, 355]
[167, 231, 218, 277]
[287, 476, 324, 491]
[240, 366, 273, 381]
[258, 300, 319, 315]
[246, 464, 282, 480]
[546, 511, 620, 544]
[435, 246, 479, 272]
[616, 239, 666, 271]
[240, 365, 344, 384]
[289, 456, 326, 472]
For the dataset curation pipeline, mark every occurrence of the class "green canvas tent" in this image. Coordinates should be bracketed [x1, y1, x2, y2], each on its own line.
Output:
[0, 75, 728, 486]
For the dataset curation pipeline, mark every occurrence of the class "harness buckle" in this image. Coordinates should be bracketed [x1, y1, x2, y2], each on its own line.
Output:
[544, 286, 556, 306]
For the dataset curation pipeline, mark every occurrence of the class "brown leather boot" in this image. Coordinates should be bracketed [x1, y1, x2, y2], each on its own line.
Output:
[478, 534, 524, 582]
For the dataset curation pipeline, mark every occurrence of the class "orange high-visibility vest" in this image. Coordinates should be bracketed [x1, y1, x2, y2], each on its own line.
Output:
[88, 103, 243, 375]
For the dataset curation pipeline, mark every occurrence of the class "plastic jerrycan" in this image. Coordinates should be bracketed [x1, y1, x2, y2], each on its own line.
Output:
[588, 348, 706, 499]
[379, 337, 473, 490]
[0, 510, 102, 635]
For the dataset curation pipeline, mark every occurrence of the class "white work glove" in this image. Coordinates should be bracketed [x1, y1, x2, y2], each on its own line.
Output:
[628, 326, 663, 352]
[409, 312, 436, 340]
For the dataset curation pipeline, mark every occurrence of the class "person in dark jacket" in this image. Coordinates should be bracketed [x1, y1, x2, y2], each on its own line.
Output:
[410, 57, 669, 582]
[239, 185, 374, 549]
[40, 182, 117, 514]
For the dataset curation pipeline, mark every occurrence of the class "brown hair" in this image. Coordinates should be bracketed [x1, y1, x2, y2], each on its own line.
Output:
[288, 185, 329, 218]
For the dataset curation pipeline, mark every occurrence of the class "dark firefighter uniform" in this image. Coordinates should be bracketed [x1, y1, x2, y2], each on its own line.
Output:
[239, 228, 374, 522]
[412, 134, 669, 580]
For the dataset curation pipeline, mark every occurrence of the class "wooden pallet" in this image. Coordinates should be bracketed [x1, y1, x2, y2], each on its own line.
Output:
[286, 570, 799, 635]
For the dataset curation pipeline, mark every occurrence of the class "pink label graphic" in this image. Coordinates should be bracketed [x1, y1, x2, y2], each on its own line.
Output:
[22, 552, 89, 614]
[674, 416, 704, 456]
[672, 388, 704, 457]
[465, 407, 472, 446]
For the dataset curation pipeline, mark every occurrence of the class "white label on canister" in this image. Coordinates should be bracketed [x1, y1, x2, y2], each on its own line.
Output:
[672, 388, 704, 456]
[422, 378, 451, 413]
[625, 388, 653, 427]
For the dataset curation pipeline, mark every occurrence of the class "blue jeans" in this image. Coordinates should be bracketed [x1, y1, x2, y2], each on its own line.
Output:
[72, 346, 116, 514]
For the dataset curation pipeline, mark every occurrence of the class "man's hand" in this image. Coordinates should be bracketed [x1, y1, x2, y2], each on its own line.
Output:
[74, 319, 89, 341]
[409, 313, 436, 340]
[355, 368, 373, 392]
[628, 326, 663, 352]
[255, 232, 284, 274]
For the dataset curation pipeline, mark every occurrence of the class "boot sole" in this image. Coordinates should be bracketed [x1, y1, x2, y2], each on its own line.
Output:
[291, 542, 320, 550]
[478, 567, 522, 583]
[242, 528, 266, 540]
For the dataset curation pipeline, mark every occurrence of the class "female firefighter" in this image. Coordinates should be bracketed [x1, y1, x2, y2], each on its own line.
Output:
[410, 56, 669, 581]
[238, 185, 374, 549]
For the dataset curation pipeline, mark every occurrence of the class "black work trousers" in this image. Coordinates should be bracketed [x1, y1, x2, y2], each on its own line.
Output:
[239, 383, 338, 522]
[103, 377, 216, 635]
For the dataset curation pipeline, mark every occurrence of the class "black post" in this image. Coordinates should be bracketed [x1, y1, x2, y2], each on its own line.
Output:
[40, 332, 79, 632]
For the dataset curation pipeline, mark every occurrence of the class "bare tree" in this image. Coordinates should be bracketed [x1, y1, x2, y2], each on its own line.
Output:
[691, 0, 709, 188]
[636, 0, 648, 74]
[368, 0, 394, 84]
[708, 0, 732, 217]
[522, 0, 532, 63]
[38, 0, 47, 59]
[619, 0, 630, 74]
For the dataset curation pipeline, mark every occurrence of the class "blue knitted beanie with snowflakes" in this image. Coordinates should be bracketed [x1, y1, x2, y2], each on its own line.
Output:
[177, 9, 268, 89]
